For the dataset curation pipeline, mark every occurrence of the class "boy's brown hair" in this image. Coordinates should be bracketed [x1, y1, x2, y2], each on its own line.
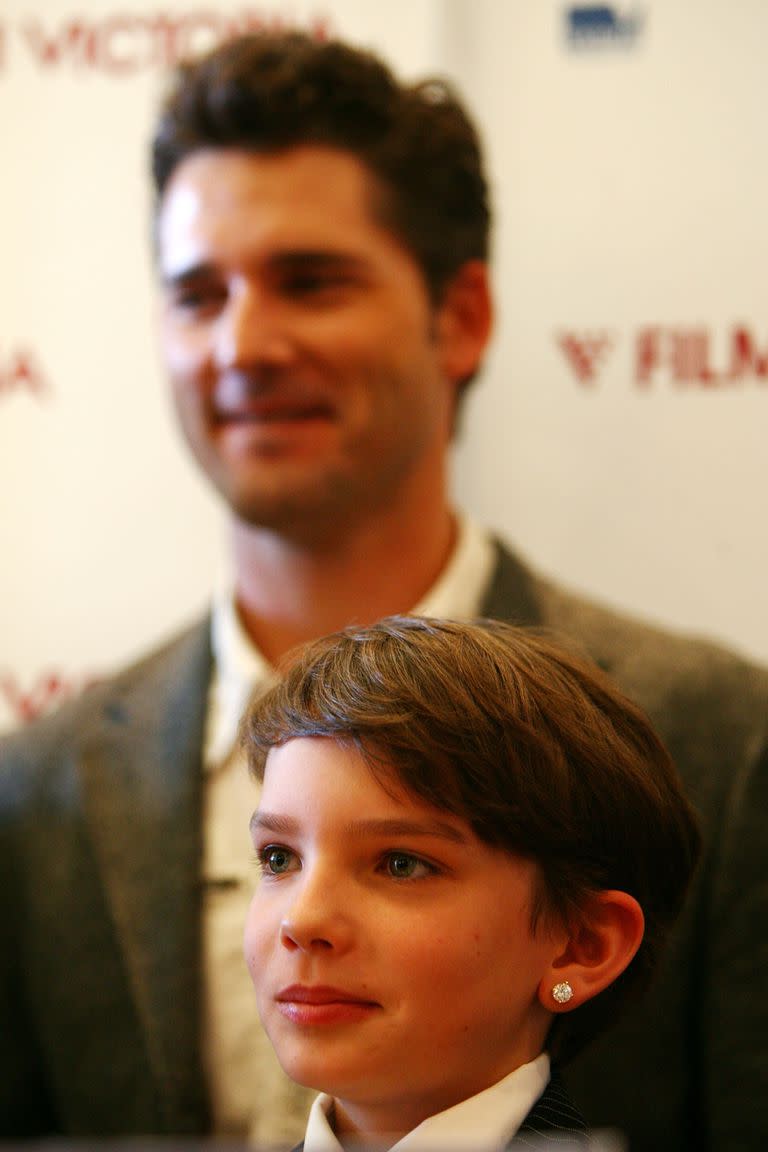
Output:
[243, 614, 701, 1063]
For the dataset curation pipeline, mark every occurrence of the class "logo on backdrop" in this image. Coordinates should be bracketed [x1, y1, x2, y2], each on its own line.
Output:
[557, 325, 768, 388]
[0, 668, 98, 726]
[0, 9, 332, 73]
[0, 347, 49, 399]
[564, 5, 645, 49]
[557, 332, 614, 384]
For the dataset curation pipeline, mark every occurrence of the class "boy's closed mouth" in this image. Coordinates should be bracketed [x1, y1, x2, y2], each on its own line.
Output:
[276, 984, 381, 1024]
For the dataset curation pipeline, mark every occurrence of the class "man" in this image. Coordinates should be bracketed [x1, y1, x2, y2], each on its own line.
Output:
[1, 31, 766, 1152]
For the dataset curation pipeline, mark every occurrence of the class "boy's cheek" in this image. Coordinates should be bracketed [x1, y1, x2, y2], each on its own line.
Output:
[243, 911, 268, 979]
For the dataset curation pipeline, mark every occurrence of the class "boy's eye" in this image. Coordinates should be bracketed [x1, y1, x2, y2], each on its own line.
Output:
[259, 845, 299, 875]
[382, 852, 434, 880]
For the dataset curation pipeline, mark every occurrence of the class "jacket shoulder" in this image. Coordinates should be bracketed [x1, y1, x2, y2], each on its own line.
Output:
[0, 616, 212, 790]
[490, 539, 768, 726]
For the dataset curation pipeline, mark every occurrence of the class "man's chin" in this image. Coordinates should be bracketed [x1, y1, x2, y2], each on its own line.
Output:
[226, 485, 357, 544]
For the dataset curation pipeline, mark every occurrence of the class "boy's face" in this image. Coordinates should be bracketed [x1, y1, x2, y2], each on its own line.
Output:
[244, 736, 564, 1135]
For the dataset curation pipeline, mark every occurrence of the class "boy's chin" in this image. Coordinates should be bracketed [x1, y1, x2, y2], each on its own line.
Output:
[271, 1043, 365, 1098]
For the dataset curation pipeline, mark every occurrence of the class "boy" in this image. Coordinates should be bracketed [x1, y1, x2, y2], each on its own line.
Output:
[242, 616, 701, 1149]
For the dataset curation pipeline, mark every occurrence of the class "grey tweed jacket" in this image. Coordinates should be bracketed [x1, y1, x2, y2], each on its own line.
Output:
[2, 541, 767, 1151]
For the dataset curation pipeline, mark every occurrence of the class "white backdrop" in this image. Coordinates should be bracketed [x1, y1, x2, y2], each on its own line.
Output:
[2, 0, 766, 731]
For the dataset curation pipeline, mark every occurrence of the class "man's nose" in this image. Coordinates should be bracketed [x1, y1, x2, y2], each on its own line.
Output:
[279, 869, 354, 955]
[214, 282, 293, 369]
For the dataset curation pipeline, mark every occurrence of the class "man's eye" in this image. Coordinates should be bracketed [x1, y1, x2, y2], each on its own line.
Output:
[169, 285, 227, 314]
[282, 271, 352, 298]
[381, 852, 434, 880]
[258, 845, 299, 875]
[286, 274, 324, 294]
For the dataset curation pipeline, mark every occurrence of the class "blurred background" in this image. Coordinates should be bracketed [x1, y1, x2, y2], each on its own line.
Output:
[2, 0, 766, 732]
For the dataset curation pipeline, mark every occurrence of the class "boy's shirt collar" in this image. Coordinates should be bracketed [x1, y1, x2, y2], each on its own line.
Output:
[303, 1052, 550, 1152]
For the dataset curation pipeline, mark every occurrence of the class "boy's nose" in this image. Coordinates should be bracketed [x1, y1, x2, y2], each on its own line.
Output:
[279, 872, 354, 955]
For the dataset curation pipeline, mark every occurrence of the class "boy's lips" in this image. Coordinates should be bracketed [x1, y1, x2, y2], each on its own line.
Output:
[277, 984, 379, 1006]
[275, 984, 381, 1025]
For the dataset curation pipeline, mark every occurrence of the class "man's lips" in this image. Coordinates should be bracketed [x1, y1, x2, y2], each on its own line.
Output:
[213, 400, 334, 424]
[275, 984, 381, 1025]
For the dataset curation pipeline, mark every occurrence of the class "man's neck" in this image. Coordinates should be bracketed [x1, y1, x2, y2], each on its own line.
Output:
[230, 504, 457, 666]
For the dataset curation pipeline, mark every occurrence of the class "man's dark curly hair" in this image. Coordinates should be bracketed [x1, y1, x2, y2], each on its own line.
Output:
[151, 32, 490, 306]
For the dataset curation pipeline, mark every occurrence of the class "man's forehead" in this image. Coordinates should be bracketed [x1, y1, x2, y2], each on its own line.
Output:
[159, 146, 383, 228]
[156, 145, 396, 269]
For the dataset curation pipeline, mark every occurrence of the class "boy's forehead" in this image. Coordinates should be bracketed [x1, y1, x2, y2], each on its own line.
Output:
[260, 736, 475, 838]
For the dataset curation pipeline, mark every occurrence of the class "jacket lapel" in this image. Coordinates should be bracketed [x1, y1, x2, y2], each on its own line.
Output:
[481, 540, 544, 628]
[79, 620, 212, 1132]
[510, 1069, 587, 1146]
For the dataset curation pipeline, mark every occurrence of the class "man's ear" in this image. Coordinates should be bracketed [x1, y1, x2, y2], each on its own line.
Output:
[537, 890, 645, 1013]
[434, 260, 493, 384]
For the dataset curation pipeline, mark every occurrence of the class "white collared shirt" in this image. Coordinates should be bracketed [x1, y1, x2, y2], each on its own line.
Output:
[201, 514, 496, 1144]
[304, 1054, 550, 1152]
[204, 513, 495, 772]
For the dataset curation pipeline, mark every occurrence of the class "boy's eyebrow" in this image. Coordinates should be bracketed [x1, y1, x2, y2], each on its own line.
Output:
[250, 812, 299, 838]
[345, 817, 470, 845]
[250, 811, 469, 845]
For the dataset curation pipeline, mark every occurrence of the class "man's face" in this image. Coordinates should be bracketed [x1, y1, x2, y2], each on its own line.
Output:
[244, 736, 562, 1136]
[156, 146, 462, 540]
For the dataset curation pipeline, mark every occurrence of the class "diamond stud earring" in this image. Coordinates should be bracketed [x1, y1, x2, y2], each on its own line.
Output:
[551, 980, 574, 1004]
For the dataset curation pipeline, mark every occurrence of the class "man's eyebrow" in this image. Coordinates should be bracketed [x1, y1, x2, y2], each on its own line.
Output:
[268, 250, 367, 269]
[250, 811, 469, 845]
[263, 250, 372, 282]
[162, 250, 368, 291]
[161, 262, 217, 290]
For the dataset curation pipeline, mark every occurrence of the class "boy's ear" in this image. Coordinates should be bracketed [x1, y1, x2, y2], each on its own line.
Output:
[537, 890, 645, 1013]
[434, 260, 493, 384]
